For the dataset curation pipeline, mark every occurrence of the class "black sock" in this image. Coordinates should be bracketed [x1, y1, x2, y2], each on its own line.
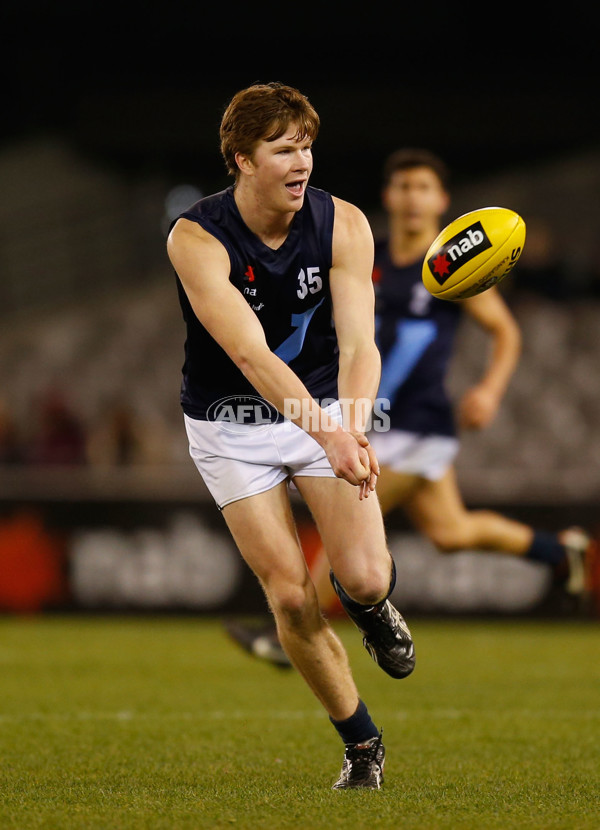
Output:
[330, 699, 379, 745]
[525, 531, 566, 566]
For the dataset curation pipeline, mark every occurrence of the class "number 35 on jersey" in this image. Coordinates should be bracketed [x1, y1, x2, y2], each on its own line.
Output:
[297, 267, 323, 299]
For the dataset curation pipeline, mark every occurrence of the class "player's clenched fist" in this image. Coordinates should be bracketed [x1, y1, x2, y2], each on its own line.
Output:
[351, 431, 380, 499]
[322, 427, 377, 497]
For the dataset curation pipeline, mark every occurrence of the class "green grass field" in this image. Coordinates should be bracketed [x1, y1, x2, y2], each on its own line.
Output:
[0, 615, 598, 830]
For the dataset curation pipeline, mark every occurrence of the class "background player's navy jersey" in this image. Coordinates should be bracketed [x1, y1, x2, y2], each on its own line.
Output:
[172, 186, 338, 422]
[373, 238, 462, 436]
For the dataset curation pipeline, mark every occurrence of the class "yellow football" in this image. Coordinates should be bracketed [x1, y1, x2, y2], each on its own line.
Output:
[422, 207, 526, 300]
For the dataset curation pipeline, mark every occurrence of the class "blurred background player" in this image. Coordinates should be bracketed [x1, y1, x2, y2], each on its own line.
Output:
[226, 147, 594, 667]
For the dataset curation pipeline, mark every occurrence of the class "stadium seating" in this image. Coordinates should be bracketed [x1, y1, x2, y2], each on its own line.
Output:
[1, 271, 600, 504]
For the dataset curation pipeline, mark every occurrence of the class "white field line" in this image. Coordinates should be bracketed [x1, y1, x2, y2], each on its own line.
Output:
[0, 708, 599, 724]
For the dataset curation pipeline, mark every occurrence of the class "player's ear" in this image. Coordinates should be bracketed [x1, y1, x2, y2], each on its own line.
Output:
[235, 152, 254, 176]
[381, 185, 392, 210]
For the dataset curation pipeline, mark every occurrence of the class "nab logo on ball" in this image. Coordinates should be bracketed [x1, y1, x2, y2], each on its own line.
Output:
[426, 222, 492, 286]
[422, 207, 526, 301]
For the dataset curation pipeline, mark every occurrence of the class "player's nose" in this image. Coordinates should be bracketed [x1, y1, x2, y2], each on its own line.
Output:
[294, 150, 311, 171]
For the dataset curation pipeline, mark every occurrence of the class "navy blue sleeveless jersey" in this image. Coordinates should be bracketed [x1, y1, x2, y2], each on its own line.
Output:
[373, 238, 462, 436]
[172, 186, 338, 422]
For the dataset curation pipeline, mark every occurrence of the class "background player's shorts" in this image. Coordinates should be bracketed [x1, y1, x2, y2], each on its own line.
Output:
[369, 429, 459, 481]
[184, 401, 341, 509]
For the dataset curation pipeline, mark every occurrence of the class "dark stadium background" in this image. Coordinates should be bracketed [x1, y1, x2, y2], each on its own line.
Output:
[3, 5, 595, 207]
[1, 4, 598, 616]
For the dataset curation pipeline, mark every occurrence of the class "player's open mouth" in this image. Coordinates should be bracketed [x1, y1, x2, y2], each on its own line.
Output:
[286, 181, 306, 196]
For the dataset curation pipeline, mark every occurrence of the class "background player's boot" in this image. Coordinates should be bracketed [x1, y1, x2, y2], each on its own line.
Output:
[224, 618, 292, 668]
[332, 731, 385, 790]
[559, 527, 597, 600]
[330, 572, 415, 679]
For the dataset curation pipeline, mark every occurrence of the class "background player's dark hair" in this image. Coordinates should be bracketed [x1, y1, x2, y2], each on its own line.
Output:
[220, 82, 320, 179]
[382, 148, 450, 191]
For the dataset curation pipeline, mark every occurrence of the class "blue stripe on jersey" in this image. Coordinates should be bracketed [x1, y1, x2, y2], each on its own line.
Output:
[377, 317, 438, 406]
[275, 298, 325, 364]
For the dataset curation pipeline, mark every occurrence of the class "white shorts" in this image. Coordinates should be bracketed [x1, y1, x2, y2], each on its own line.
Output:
[369, 429, 459, 481]
[184, 402, 341, 509]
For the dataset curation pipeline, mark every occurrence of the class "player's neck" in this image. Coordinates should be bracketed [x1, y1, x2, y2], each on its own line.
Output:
[233, 182, 295, 250]
[388, 224, 438, 267]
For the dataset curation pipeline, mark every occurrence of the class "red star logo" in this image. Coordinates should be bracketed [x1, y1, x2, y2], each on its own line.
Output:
[432, 253, 450, 277]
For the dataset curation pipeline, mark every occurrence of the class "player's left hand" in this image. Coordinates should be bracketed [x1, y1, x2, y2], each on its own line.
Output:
[458, 385, 500, 430]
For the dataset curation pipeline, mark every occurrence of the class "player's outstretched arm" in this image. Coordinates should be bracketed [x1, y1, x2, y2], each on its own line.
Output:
[329, 197, 381, 496]
[459, 286, 522, 429]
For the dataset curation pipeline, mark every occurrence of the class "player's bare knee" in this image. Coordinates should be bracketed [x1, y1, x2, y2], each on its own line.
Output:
[268, 581, 316, 627]
[340, 561, 393, 606]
